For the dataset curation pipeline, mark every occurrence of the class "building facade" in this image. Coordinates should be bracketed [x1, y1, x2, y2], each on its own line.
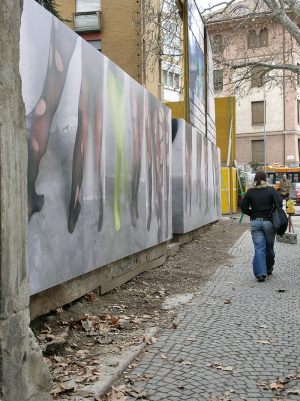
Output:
[207, 0, 300, 168]
[56, 0, 161, 98]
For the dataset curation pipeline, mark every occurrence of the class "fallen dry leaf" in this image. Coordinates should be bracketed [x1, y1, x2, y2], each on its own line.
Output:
[270, 382, 284, 391]
[257, 382, 270, 390]
[224, 299, 232, 304]
[160, 353, 168, 359]
[287, 389, 300, 395]
[125, 386, 149, 399]
[181, 360, 192, 366]
[186, 337, 197, 342]
[257, 340, 271, 344]
[85, 291, 96, 302]
[209, 363, 233, 372]
[143, 336, 157, 345]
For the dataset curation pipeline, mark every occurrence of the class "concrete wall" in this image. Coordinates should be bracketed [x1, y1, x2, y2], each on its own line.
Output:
[0, 1, 52, 400]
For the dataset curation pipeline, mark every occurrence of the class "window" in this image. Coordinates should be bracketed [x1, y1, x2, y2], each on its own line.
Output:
[88, 40, 101, 51]
[163, 70, 168, 86]
[167, 72, 174, 88]
[251, 67, 266, 88]
[163, 70, 180, 91]
[212, 35, 223, 53]
[297, 99, 300, 124]
[174, 73, 180, 90]
[213, 69, 223, 91]
[251, 101, 265, 125]
[248, 30, 257, 49]
[75, 0, 100, 32]
[297, 63, 300, 86]
[252, 140, 264, 163]
[76, 0, 100, 12]
[259, 28, 268, 47]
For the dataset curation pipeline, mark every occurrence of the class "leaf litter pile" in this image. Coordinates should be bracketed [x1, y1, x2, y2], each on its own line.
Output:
[257, 375, 300, 400]
[31, 218, 247, 400]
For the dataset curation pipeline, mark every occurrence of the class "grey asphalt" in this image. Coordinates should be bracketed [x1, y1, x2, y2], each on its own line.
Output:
[121, 225, 300, 401]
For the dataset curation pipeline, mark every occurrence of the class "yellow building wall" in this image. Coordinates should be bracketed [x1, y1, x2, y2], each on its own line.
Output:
[101, 0, 142, 86]
[221, 167, 238, 214]
[56, 0, 75, 30]
[164, 101, 185, 119]
[230, 167, 238, 213]
[215, 97, 236, 166]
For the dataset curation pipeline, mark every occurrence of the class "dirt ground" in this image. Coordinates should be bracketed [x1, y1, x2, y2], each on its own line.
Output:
[31, 217, 248, 400]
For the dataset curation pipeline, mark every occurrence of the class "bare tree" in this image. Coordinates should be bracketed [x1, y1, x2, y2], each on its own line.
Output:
[135, 0, 184, 91]
[202, 0, 300, 95]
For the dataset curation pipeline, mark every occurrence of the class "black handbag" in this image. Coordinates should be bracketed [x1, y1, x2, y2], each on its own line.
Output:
[269, 188, 288, 236]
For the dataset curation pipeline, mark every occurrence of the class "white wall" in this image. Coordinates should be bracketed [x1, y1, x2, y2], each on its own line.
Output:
[236, 84, 284, 135]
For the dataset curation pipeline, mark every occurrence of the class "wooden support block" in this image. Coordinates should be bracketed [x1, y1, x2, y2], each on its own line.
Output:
[100, 254, 167, 294]
[30, 242, 168, 319]
[167, 242, 180, 256]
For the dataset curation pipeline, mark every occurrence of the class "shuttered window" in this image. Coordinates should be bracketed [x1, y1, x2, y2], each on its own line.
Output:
[259, 28, 268, 47]
[248, 30, 257, 49]
[76, 0, 100, 12]
[251, 101, 265, 125]
[213, 69, 223, 91]
[252, 140, 264, 163]
[212, 35, 223, 53]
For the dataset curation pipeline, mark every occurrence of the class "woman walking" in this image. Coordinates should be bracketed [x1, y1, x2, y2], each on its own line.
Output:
[241, 171, 283, 282]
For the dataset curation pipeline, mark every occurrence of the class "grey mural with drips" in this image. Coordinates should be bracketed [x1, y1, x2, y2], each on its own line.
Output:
[172, 119, 221, 234]
[20, 0, 220, 295]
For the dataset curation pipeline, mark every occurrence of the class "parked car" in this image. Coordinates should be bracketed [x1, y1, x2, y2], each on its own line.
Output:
[289, 182, 300, 204]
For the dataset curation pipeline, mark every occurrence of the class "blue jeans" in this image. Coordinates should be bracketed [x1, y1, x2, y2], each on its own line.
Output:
[250, 220, 275, 277]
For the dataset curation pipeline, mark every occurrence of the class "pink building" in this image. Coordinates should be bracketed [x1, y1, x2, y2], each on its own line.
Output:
[207, 0, 300, 168]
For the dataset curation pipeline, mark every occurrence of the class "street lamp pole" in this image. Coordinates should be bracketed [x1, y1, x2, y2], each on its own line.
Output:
[263, 83, 267, 172]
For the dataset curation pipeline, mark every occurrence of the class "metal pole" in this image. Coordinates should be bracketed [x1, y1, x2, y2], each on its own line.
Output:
[264, 83, 267, 172]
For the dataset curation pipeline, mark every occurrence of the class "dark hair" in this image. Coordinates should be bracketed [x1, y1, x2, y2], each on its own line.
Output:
[254, 171, 267, 186]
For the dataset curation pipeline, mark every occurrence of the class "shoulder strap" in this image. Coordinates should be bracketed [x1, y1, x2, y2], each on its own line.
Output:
[269, 187, 279, 208]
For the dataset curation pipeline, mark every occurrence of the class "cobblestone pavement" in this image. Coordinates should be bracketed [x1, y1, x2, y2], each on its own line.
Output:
[119, 227, 300, 401]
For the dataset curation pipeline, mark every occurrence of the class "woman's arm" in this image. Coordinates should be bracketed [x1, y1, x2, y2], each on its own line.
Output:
[273, 188, 283, 207]
[241, 191, 252, 216]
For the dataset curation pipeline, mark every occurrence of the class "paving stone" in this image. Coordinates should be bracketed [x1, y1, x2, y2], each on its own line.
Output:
[115, 229, 300, 400]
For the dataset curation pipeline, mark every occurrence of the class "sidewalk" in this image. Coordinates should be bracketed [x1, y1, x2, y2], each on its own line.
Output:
[111, 226, 300, 401]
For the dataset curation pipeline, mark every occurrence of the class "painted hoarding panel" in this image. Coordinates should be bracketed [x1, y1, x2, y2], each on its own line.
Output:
[206, 34, 216, 144]
[187, 0, 206, 135]
[172, 119, 221, 234]
[20, 0, 172, 295]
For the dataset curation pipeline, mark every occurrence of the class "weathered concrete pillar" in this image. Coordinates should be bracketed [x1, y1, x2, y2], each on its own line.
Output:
[0, 1, 52, 400]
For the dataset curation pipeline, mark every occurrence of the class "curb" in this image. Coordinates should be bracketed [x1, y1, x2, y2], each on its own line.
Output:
[76, 326, 159, 399]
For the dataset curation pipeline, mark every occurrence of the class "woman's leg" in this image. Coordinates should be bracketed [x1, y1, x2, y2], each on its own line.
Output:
[250, 220, 267, 278]
[27, 18, 76, 217]
[263, 221, 276, 275]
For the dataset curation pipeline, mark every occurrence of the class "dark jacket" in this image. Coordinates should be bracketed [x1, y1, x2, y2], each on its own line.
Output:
[241, 185, 282, 219]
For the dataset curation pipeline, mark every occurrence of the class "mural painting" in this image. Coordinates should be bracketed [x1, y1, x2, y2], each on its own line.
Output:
[20, 0, 172, 295]
[187, 0, 206, 135]
[206, 35, 216, 144]
[172, 119, 221, 234]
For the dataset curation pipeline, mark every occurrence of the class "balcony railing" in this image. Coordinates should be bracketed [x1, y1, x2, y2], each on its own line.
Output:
[74, 11, 101, 32]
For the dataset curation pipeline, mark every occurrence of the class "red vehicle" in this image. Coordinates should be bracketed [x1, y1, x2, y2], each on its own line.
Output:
[290, 182, 300, 204]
